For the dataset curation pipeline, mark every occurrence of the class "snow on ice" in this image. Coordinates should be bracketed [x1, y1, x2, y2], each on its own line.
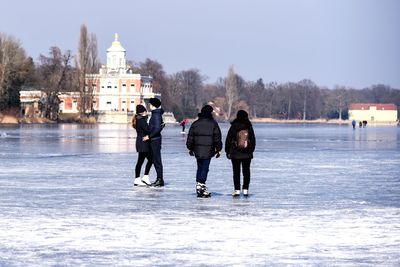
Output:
[0, 124, 399, 266]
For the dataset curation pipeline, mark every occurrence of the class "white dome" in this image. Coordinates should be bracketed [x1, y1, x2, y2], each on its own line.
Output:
[107, 33, 126, 52]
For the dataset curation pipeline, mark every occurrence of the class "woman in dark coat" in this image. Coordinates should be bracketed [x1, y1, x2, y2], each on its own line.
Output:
[186, 105, 222, 198]
[132, 104, 152, 186]
[225, 110, 256, 197]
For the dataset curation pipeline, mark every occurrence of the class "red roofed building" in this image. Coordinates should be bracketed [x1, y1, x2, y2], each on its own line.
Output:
[348, 103, 398, 123]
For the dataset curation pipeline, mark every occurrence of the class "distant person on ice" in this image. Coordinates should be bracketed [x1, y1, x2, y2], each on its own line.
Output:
[180, 118, 189, 133]
[352, 119, 356, 130]
[143, 98, 165, 187]
[132, 104, 152, 186]
[186, 105, 222, 198]
[225, 110, 256, 197]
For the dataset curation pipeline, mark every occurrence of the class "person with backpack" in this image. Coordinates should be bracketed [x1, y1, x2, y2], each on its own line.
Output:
[225, 110, 256, 197]
[186, 105, 222, 198]
[132, 104, 152, 186]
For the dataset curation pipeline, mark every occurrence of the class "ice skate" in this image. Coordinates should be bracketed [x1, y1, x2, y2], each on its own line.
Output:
[151, 178, 164, 187]
[141, 175, 151, 186]
[232, 190, 241, 197]
[243, 189, 249, 197]
[134, 177, 146, 186]
[196, 182, 211, 198]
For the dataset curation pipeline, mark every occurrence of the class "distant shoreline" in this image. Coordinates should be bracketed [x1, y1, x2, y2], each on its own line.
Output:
[251, 118, 346, 124]
[250, 118, 399, 126]
[1, 114, 398, 126]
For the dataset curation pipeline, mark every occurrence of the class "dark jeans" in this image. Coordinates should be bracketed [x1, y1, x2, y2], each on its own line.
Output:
[231, 158, 251, 190]
[150, 138, 163, 179]
[196, 158, 211, 184]
[135, 152, 152, 178]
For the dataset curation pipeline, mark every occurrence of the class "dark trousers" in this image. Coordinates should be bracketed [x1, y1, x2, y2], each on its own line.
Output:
[196, 158, 211, 184]
[150, 138, 163, 179]
[135, 152, 152, 177]
[231, 159, 251, 190]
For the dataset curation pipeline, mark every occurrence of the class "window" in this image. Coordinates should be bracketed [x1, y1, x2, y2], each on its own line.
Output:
[107, 86, 112, 89]
[112, 55, 116, 66]
[130, 101, 134, 104]
[107, 101, 111, 105]
[102, 86, 104, 88]
[122, 84, 126, 87]
[130, 84, 135, 87]
[114, 86, 117, 88]
[122, 101, 126, 103]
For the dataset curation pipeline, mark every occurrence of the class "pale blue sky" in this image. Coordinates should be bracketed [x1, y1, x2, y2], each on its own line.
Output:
[1, 0, 399, 88]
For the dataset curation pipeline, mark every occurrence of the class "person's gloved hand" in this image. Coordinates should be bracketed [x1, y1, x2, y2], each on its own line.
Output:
[189, 150, 194, 156]
[215, 151, 221, 158]
[226, 153, 231, 159]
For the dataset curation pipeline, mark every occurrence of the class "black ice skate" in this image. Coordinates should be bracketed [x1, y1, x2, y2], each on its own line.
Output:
[196, 182, 211, 198]
[151, 178, 164, 187]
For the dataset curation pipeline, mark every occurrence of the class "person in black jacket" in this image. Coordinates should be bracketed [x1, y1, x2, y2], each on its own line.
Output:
[132, 104, 152, 186]
[225, 110, 256, 197]
[186, 105, 222, 198]
[143, 98, 165, 187]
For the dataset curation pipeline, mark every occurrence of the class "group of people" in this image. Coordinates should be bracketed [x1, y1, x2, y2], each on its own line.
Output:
[132, 99, 256, 198]
[132, 98, 165, 187]
[351, 119, 368, 129]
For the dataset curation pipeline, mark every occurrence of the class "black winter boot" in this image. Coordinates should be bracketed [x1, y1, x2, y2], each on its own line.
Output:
[152, 178, 164, 187]
[196, 182, 211, 198]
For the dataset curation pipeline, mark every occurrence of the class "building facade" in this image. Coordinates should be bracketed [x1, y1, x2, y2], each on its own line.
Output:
[348, 103, 398, 124]
[59, 33, 160, 115]
[20, 34, 168, 123]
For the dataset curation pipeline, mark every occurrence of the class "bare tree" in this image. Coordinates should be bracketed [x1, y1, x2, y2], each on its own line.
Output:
[298, 79, 317, 120]
[76, 25, 99, 116]
[167, 69, 204, 118]
[225, 65, 238, 120]
[37, 46, 73, 119]
[137, 58, 172, 110]
[87, 33, 100, 114]
[77, 24, 90, 117]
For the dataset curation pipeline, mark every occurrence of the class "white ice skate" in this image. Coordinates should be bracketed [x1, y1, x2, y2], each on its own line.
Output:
[232, 190, 241, 197]
[141, 175, 151, 186]
[134, 177, 146, 186]
[243, 189, 249, 197]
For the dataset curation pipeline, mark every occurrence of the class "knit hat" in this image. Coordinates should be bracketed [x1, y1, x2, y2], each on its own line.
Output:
[136, 104, 146, 114]
[198, 105, 214, 119]
[236, 110, 248, 120]
[149, 98, 161, 108]
[201, 105, 213, 114]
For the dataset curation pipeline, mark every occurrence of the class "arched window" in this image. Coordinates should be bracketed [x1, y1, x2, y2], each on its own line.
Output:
[112, 55, 116, 66]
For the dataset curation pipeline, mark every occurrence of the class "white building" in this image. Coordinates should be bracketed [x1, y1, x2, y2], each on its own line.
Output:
[60, 33, 160, 116]
[348, 103, 398, 124]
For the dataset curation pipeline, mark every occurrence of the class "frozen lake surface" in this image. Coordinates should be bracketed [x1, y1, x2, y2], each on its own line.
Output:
[0, 123, 399, 266]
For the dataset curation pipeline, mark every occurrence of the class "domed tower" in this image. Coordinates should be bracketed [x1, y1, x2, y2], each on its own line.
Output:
[106, 33, 127, 74]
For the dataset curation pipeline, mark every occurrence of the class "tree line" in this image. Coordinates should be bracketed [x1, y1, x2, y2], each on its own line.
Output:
[1, 26, 400, 121]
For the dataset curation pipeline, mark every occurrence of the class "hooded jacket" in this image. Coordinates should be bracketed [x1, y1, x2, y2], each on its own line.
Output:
[186, 112, 222, 159]
[225, 118, 256, 159]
